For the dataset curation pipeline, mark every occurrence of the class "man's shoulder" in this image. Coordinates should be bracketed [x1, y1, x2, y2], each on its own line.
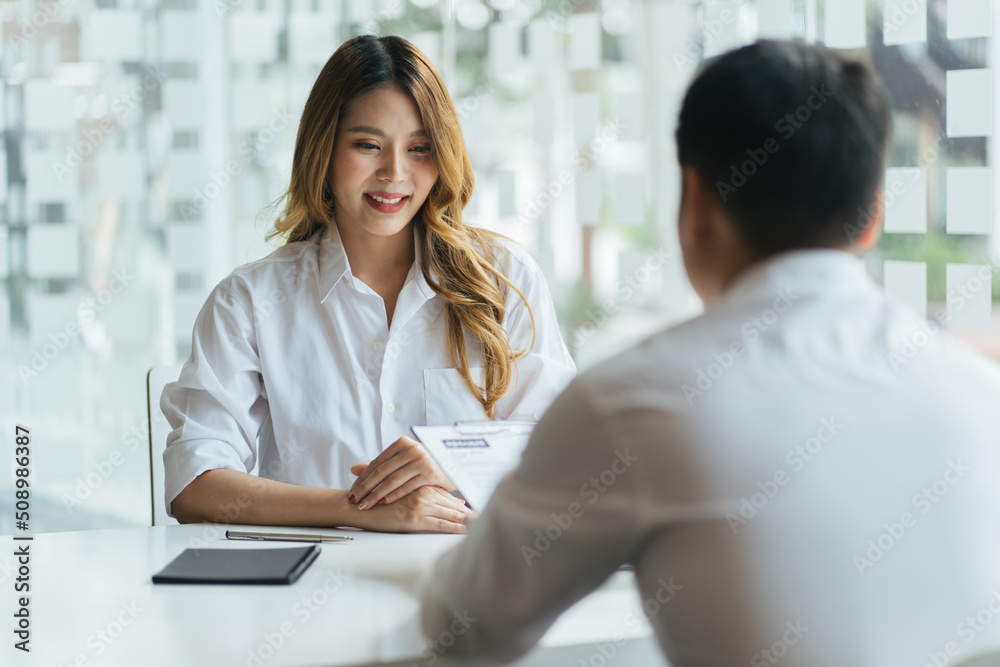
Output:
[572, 319, 710, 416]
[919, 326, 1000, 387]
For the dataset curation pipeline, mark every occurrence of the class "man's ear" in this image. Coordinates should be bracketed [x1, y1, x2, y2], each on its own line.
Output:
[854, 189, 883, 252]
[679, 168, 716, 247]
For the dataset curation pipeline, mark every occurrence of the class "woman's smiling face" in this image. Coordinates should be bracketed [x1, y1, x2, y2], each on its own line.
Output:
[329, 86, 439, 242]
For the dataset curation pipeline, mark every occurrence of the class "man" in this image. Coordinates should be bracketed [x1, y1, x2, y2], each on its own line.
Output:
[419, 40, 1000, 666]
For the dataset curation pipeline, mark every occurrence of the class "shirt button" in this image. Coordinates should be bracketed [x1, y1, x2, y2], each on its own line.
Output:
[373, 340, 384, 351]
[385, 403, 396, 414]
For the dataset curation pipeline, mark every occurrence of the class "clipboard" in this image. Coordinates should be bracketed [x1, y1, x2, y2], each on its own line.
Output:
[411, 421, 535, 511]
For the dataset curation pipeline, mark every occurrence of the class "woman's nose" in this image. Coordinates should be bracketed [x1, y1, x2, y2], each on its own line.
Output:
[377, 147, 406, 182]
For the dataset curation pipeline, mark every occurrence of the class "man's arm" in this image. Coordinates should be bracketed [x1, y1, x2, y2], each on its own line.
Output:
[418, 380, 647, 662]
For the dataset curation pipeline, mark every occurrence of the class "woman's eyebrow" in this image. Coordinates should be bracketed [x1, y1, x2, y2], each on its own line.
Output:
[345, 125, 427, 138]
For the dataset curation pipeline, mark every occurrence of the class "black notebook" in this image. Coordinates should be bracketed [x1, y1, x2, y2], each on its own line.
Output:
[152, 545, 320, 585]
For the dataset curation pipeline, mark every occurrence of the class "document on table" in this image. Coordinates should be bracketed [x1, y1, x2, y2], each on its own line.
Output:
[411, 421, 535, 511]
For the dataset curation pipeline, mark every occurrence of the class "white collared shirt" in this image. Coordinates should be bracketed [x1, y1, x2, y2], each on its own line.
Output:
[420, 249, 1000, 666]
[161, 224, 576, 513]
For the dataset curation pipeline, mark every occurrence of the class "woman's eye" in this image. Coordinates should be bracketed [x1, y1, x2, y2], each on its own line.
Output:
[354, 142, 379, 151]
[410, 145, 432, 154]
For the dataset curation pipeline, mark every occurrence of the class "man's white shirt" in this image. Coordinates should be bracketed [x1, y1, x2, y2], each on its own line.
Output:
[420, 249, 1000, 666]
[161, 223, 575, 513]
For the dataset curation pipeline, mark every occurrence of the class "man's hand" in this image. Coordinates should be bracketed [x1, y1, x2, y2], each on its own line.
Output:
[349, 436, 456, 509]
[350, 485, 474, 533]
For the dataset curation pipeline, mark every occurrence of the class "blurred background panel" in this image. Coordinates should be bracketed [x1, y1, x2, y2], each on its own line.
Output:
[1, 0, 997, 533]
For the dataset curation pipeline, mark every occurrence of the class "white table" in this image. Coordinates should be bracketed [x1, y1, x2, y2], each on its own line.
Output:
[1, 524, 669, 666]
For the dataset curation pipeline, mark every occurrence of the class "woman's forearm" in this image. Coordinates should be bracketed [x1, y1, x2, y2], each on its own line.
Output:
[171, 468, 354, 527]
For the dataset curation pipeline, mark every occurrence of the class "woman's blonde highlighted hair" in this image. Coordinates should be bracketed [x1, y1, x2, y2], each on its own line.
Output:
[269, 34, 534, 418]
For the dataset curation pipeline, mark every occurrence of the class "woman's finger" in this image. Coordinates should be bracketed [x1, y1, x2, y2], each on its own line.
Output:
[350, 443, 399, 491]
[350, 451, 409, 505]
[357, 464, 424, 509]
[370, 475, 427, 508]
[355, 454, 441, 508]
[360, 455, 452, 508]
[354, 441, 441, 506]
[415, 490, 472, 532]
[423, 487, 474, 517]
[422, 518, 467, 534]
[350, 437, 416, 494]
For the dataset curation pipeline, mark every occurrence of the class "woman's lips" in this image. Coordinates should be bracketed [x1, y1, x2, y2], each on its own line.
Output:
[364, 192, 410, 214]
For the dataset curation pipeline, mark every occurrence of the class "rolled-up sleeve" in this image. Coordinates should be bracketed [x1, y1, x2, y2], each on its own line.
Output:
[160, 280, 269, 515]
[494, 245, 576, 421]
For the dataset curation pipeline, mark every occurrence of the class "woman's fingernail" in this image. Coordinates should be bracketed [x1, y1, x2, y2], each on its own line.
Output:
[378, 498, 387, 505]
[347, 494, 356, 503]
[358, 500, 368, 510]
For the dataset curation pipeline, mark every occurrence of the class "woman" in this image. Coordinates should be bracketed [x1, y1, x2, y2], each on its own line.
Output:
[162, 35, 576, 533]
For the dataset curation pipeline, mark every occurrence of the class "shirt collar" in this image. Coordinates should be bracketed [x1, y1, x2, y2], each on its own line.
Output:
[721, 248, 875, 306]
[315, 222, 350, 304]
[315, 219, 437, 304]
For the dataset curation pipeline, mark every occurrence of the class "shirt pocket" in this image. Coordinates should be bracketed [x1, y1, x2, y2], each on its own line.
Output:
[423, 367, 488, 424]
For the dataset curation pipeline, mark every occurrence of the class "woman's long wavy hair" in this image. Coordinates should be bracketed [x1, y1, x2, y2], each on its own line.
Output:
[268, 34, 534, 418]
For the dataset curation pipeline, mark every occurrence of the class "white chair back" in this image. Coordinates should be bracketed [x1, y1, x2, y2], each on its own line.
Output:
[147, 366, 183, 526]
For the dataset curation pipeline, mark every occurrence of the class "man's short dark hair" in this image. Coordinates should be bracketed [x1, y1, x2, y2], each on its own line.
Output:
[675, 40, 891, 254]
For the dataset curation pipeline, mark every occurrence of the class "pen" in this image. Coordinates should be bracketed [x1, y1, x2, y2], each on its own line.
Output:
[226, 529, 354, 543]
